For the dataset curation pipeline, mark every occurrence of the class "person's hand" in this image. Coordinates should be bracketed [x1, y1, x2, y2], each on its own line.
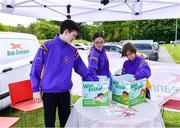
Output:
[33, 92, 42, 103]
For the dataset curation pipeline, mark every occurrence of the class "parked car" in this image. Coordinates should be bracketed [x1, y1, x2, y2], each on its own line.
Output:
[171, 40, 180, 44]
[120, 40, 153, 59]
[72, 43, 90, 50]
[103, 43, 122, 53]
[159, 41, 166, 44]
[132, 42, 159, 61]
[0, 32, 39, 109]
[118, 41, 124, 46]
[104, 43, 148, 59]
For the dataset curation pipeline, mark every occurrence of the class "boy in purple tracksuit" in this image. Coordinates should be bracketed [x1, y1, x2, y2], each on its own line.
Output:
[30, 20, 93, 127]
[88, 32, 112, 89]
[121, 42, 151, 99]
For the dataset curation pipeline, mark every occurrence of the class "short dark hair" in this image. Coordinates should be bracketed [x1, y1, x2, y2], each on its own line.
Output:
[60, 20, 79, 34]
[97, 93, 104, 97]
[92, 32, 104, 41]
[122, 42, 137, 57]
[123, 91, 128, 95]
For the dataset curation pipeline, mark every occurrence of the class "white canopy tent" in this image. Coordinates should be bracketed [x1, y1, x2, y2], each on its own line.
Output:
[0, 0, 180, 22]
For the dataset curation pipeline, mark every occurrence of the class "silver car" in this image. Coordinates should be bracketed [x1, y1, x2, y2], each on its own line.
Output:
[103, 44, 122, 53]
[132, 43, 159, 61]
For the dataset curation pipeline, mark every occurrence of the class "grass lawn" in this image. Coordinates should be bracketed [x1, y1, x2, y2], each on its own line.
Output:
[0, 95, 179, 127]
[163, 44, 180, 64]
[163, 110, 180, 127]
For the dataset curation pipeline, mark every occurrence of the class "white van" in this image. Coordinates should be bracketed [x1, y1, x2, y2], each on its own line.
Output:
[0, 32, 39, 109]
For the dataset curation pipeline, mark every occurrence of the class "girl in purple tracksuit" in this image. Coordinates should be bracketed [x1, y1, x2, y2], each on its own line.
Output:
[121, 42, 151, 99]
[88, 32, 112, 89]
[30, 20, 93, 127]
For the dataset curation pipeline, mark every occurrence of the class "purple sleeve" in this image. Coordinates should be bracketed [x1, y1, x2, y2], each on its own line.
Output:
[74, 50, 93, 81]
[121, 61, 127, 75]
[87, 48, 100, 81]
[134, 60, 151, 80]
[88, 56, 99, 81]
[30, 47, 45, 92]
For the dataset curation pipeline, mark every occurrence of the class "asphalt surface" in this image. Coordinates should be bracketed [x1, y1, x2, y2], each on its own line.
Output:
[158, 46, 175, 63]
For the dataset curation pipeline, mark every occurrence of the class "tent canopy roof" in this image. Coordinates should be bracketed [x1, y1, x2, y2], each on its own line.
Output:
[1, 0, 180, 22]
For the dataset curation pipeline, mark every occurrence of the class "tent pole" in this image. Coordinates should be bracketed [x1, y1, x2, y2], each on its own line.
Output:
[175, 18, 178, 41]
[67, 4, 71, 19]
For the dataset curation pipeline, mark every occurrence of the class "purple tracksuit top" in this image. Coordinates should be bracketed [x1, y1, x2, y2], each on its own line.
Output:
[122, 55, 151, 80]
[30, 35, 93, 93]
[88, 46, 111, 80]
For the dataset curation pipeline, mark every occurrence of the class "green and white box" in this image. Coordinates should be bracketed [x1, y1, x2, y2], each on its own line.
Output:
[112, 74, 146, 107]
[82, 76, 109, 106]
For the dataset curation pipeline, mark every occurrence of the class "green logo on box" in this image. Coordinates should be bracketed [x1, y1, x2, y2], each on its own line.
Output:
[112, 75, 146, 107]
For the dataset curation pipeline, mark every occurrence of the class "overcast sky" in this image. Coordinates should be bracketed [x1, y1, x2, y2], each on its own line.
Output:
[0, 13, 37, 27]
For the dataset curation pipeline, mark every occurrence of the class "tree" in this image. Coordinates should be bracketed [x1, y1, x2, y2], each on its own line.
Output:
[28, 20, 59, 39]
[0, 23, 9, 31]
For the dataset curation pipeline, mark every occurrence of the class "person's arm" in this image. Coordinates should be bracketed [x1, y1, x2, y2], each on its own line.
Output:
[121, 61, 136, 82]
[121, 61, 127, 75]
[30, 44, 46, 102]
[88, 55, 99, 81]
[134, 60, 151, 80]
[73, 50, 93, 81]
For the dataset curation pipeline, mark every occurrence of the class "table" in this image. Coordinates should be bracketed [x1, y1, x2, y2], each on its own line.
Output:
[66, 97, 165, 128]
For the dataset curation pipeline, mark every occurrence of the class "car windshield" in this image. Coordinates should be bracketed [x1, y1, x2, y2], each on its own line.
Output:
[104, 45, 121, 52]
[133, 44, 152, 50]
[111, 46, 121, 52]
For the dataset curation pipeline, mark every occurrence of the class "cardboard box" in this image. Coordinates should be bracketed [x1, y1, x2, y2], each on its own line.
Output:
[82, 76, 109, 106]
[112, 74, 146, 107]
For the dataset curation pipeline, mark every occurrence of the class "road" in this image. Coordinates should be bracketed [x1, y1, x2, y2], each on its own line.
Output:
[158, 46, 175, 63]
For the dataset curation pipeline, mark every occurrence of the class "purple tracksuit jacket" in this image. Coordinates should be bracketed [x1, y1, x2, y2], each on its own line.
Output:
[30, 35, 93, 93]
[122, 55, 151, 80]
[88, 46, 111, 80]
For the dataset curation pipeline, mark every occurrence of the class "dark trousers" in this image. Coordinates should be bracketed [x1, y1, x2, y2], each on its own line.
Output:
[42, 92, 70, 127]
[146, 88, 151, 99]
